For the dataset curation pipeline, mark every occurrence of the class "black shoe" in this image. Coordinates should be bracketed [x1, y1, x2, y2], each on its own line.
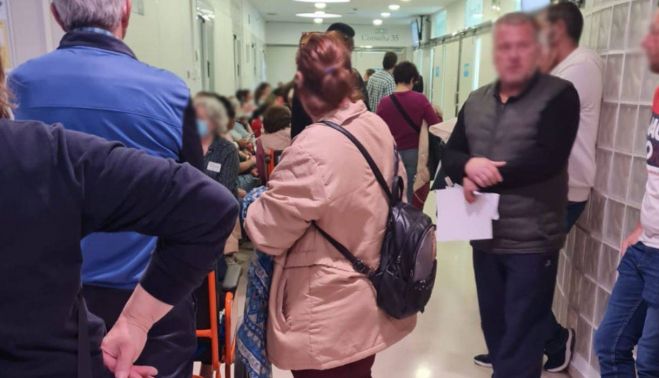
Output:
[544, 328, 575, 373]
[473, 354, 493, 369]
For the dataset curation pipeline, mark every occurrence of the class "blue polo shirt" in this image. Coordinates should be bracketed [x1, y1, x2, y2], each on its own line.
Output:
[9, 29, 203, 290]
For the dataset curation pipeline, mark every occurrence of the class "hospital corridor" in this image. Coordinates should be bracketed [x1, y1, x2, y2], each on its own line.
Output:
[1, 0, 656, 377]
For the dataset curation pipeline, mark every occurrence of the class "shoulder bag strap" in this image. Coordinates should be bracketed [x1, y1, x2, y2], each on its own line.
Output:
[320, 120, 393, 202]
[389, 94, 421, 134]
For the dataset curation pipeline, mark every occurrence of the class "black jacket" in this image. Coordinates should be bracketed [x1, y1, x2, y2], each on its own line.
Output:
[443, 74, 580, 253]
[0, 120, 238, 377]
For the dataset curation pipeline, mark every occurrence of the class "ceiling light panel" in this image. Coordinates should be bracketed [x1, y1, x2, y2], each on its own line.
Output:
[297, 11, 342, 18]
[294, 0, 349, 2]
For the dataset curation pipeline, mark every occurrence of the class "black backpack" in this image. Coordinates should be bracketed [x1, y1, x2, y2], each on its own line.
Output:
[314, 121, 437, 319]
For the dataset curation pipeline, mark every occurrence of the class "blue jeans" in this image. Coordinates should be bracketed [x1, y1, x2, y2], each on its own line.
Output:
[399, 149, 418, 204]
[595, 242, 659, 377]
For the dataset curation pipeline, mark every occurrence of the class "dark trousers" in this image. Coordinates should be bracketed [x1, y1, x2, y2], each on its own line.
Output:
[292, 355, 376, 378]
[474, 250, 559, 378]
[83, 285, 197, 378]
[542, 201, 588, 355]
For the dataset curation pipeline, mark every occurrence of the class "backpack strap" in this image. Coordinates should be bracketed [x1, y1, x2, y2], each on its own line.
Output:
[312, 120, 401, 277]
[320, 120, 394, 203]
[313, 221, 374, 276]
[389, 94, 421, 134]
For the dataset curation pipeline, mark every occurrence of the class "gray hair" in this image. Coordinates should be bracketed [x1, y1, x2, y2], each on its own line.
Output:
[194, 96, 230, 135]
[495, 12, 540, 38]
[52, 0, 126, 31]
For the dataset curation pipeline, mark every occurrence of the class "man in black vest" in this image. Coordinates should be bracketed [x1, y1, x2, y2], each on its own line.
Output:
[443, 13, 580, 378]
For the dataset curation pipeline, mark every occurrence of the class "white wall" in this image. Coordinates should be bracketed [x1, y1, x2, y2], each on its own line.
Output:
[125, 0, 201, 93]
[5, 0, 266, 97]
[233, 0, 267, 92]
[265, 45, 297, 87]
[6, 0, 61, 69]
[264, 21, 411, 85]
[209, 0, 236, 95]
[266, 22, 412, 48]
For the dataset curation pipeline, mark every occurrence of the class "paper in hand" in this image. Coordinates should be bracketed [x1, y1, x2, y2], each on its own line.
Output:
[435, 187, 500, 242]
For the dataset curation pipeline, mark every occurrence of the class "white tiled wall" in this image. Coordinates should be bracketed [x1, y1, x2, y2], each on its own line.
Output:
[553, 1, 658, 377]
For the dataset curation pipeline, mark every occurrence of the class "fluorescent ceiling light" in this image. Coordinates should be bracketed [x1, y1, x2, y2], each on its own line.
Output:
[297, 11, 342, 18]
[373, 18, 383, 25]
[315, 2, 327, 9]
[362, 45, 373, 48]
[314, 17, 324, 23]
[388, 4, 400, 10]
[381, 12, 391, 17]
[294, 0, 349, 2]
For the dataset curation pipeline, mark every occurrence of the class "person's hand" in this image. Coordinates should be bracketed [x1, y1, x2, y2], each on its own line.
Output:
[465, 158, 506, 188]
[101, 315, 156, 378]
[621, 225, 643, 255]
[463, 177, 479, 204]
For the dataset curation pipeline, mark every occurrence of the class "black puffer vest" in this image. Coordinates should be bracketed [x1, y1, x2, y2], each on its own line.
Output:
[463, 74, 571, 254]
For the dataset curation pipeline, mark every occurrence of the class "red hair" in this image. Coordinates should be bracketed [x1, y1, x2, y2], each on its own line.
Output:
[295, 32, 355, 118]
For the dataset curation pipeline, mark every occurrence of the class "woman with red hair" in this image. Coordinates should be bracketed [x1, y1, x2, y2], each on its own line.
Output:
[244, 32, 416, 377]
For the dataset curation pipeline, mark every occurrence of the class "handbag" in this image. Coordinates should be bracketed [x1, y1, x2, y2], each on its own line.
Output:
[389, 94, 431, 209]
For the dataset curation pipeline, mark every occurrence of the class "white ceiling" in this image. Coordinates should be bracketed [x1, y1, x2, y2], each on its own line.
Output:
[250, 0, 455, 26]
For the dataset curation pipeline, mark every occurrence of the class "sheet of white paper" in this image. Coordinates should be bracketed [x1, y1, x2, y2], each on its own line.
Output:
[435, 187, 500, 242]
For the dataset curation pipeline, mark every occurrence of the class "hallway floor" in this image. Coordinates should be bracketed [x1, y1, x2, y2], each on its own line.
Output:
[267, 241, 570, 378]
[227, 194, 570, 378]
[266, 243, 567, 378]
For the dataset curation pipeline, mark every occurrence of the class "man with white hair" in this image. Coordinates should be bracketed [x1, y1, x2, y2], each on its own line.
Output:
[9, 1, 204, 377]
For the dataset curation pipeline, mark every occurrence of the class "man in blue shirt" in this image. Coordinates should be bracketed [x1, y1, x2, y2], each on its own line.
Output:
[9, 1, 204, 376]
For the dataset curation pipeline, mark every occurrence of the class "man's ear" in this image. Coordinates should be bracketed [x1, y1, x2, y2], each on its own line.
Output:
[50, 3, 68, 32]
[120, 0, 132, 38]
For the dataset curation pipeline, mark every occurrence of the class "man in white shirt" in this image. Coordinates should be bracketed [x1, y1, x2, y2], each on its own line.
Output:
[366, 51, 398, 111]
[594, 10, 659, 377]
[472, 3, 603, 373]
[544, 2, 604, 222]
[542, 2, 603, 371]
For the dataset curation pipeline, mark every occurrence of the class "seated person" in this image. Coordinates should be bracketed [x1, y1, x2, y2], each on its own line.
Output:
[256, 106, 292, 184]
[259, 105, 292, 151]
[236, 150, 260, 198]
[194, 93, 242, 253]
[231, 120, 254, 150]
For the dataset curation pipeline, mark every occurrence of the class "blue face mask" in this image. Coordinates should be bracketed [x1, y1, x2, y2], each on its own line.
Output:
[197, 119, 209, 137]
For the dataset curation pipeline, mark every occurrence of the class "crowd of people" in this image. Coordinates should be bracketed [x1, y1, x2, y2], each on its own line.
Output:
[2, 0, 659, 377]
